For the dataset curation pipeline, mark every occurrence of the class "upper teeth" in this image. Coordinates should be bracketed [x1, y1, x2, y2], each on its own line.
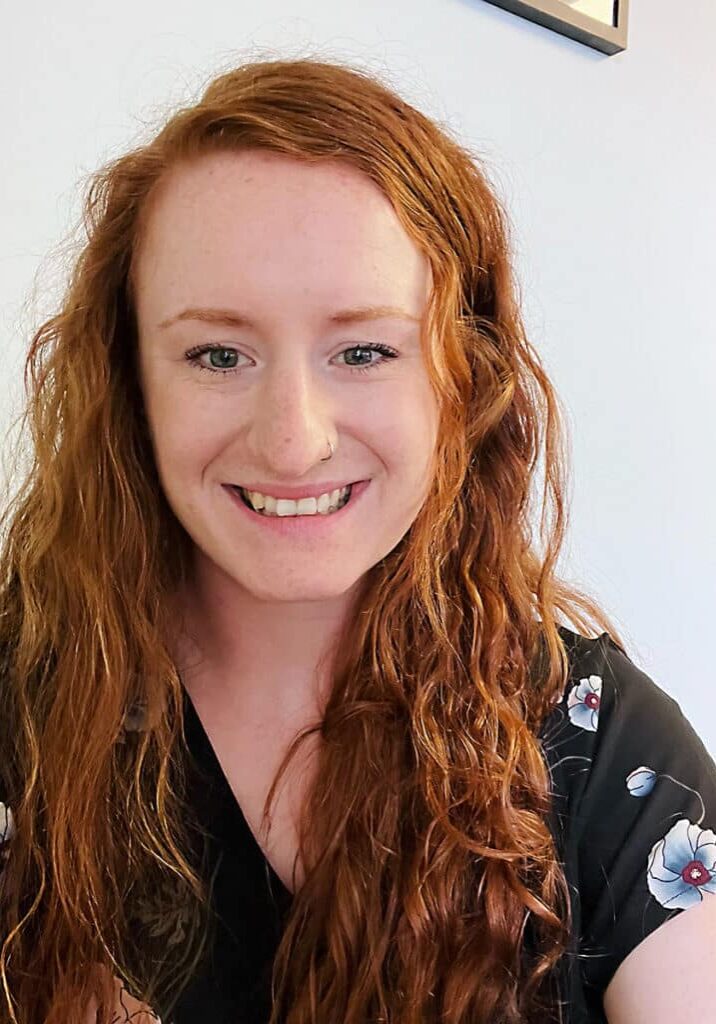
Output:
[240, 485, 351, 516]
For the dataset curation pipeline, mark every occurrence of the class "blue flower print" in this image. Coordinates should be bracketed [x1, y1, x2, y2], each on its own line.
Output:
[647, 818, 716, 909]
[626, 766, 657, 797]
[567, 674, 602, 732]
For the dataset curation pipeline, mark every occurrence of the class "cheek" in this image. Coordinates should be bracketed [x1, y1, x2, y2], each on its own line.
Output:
[147, 385, 226, 457]
[388, 392, 440, 473]
[377, 421, 438, 500]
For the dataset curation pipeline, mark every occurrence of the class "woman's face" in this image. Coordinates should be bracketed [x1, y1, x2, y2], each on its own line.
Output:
[133, 150, 440, 605]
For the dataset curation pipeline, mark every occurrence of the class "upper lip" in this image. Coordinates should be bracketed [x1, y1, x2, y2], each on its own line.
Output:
[225, 479, 364, 500]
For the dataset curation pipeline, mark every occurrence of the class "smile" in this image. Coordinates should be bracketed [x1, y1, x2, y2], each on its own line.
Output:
[233, 483, 353, 517]
[223, 480, 371, 532]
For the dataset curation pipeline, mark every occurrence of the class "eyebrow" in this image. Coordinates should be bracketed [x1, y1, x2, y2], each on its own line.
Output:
[157, 304, 422, 330]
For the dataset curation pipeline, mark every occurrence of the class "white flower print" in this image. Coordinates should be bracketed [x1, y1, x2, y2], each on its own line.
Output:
[626, 766, 657, 797]
[647, 817, 716, 909]
[0, 802, 14, 864]
[567, 674, 602, 732]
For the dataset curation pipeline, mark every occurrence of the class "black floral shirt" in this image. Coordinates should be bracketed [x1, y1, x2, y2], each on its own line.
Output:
[540, 627, 716, 1022]
[2, 626, 715, 1023]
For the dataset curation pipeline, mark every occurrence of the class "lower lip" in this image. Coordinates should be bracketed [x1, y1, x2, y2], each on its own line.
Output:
[223, 480, 371, 536]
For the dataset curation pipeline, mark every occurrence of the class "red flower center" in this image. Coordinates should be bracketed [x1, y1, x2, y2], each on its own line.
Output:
[681, 859, 710, 886]
[584, 692, 600, 710]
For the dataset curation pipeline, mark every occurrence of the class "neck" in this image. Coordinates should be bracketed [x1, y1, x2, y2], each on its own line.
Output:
[169, 557, 365, 717]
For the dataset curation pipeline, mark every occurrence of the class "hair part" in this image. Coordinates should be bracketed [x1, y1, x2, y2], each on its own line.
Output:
[0, 53, 624, 1023]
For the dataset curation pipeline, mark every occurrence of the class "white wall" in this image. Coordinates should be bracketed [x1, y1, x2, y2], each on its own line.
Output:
[2, 1, 714, 747]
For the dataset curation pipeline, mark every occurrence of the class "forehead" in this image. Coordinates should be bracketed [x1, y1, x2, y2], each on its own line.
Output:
[132, 151, 432, 326]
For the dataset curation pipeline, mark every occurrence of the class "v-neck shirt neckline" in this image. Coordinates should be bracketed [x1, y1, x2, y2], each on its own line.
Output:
[181, 683, 295, 909]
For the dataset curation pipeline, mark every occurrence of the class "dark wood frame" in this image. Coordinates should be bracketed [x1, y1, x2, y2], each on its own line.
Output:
[483, 0, 629, 55]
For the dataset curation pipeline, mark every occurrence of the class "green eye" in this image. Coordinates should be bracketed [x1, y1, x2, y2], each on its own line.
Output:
[184, 342, 398, 376]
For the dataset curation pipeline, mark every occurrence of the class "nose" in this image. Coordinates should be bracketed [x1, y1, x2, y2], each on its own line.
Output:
[244, 361, 335, 476]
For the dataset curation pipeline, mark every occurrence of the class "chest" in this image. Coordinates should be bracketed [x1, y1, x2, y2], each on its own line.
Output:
[195, 701, 320, 895]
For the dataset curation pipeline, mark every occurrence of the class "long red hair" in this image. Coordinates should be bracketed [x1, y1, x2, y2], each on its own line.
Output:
[0, 55, 625, 1023]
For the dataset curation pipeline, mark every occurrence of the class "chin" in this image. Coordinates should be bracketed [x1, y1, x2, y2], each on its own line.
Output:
[237, 571, 364, 605]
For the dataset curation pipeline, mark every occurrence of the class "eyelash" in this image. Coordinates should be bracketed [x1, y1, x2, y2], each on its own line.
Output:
[184, 342, 399, 376]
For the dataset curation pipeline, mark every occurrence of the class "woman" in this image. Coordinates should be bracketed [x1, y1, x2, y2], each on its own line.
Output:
[0, 56, 714, 1024]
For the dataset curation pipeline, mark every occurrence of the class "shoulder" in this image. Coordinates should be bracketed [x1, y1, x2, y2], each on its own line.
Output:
[542, 626, 716, 1000]
[545, 626, 712, 813]
[540, 626, 695, 786]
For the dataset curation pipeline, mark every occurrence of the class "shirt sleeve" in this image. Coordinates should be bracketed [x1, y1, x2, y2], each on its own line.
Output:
[569, 632, 716, 999]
